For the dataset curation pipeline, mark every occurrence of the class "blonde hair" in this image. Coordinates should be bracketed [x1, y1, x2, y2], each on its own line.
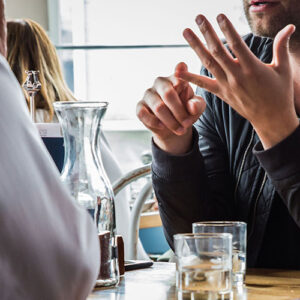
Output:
[7, 19, 76, 122]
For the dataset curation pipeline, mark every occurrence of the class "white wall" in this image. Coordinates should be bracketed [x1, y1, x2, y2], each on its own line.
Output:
[5, 0, 48, 30]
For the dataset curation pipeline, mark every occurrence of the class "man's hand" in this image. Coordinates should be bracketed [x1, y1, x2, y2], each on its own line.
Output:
[0, 0, 6, 57]
[136, 62, 206, 155]
[176, 14, 299, 149]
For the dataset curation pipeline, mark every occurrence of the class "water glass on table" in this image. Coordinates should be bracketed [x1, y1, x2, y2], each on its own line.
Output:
[174, 233, 232, 298]
[193, 221, 247, 286]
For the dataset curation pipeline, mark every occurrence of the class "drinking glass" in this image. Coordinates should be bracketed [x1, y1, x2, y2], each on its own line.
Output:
[23, 70, 42, 122]
[193, 222, 247, 286]
[174, 233, 232, 298]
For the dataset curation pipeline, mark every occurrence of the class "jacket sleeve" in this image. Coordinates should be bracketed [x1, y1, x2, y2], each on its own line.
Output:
[0, 56, 99, 300]
[151, 67, 235, 250]
[254, 124, 300, 227]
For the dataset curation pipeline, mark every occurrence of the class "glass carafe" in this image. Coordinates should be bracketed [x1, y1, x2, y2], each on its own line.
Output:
[53, 101, 119, 287]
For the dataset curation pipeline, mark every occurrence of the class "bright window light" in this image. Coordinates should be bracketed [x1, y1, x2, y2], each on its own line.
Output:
[54, 0, 250, 125]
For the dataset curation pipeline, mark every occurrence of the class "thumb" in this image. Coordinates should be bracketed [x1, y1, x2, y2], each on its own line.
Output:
[186, 96, 206, 117]
[273, 24, 295, 70]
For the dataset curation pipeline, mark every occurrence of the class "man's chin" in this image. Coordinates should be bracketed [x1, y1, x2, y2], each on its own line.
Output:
[249, 18, 278, 38]
[253, 27, 276, 38]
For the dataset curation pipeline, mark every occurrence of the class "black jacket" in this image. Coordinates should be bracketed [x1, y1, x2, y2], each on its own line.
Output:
[152, 33, 300, 267]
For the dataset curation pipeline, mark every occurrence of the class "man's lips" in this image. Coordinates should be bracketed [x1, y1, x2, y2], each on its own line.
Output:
[249, 1, 280, 12]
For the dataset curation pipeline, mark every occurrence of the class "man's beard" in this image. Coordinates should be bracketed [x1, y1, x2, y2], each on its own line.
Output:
[246, 12, 290, 38]
[243, 0, 300, 48]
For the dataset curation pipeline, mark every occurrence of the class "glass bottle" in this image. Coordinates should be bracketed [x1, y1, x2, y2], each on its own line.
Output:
[22, 70, 42, 122]
[53, 101, 119, 287]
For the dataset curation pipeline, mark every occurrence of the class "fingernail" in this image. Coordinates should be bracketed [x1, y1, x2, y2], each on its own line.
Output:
[176, 127, 186, 134]
[196, 15, 204, 26]
[217, 14, 225, 23]
[183, 29, 193, 42]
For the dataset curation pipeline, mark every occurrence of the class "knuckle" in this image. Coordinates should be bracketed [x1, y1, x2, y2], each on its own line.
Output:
[153, 101, 167, 115]
[145, 117, 156, 129]
[230, 40, 242, 53]
[203, 56, 214, 70]
[136, 106, 161, 132]
[243, 68, 254, 78]
[230, 76, 241, 88]
[210, 46, 224, 59]
[149, 119, 161, 130]
[162, 88, 176, 100]
[154, 76, 168, 87]
[136, 102, 147, 120]
[199, 21, 209, 34]
[136, 100, 142, 113]
[144, 87, 155, 99]
[200, 80, 208, 90]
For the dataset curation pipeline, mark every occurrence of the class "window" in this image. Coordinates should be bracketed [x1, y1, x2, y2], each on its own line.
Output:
[50, 0, 250, 128]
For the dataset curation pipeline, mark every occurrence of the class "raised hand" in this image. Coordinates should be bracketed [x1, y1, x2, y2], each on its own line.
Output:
[176, 14, 299, 149]
[136, 62, 206, 154]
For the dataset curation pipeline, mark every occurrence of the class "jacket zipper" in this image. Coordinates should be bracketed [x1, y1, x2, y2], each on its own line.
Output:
[233, 127, 267, 241]
[247, 171, 267, 242]
[234, 129, 255, 199]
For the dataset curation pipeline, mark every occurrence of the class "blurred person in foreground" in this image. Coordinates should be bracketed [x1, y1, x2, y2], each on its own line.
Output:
[0, 3, 100, 300]
[6, 18, 149, 260]
[137, 0, 300, 269]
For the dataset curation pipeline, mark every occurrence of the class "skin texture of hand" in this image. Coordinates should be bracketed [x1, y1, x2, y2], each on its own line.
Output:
[0, 0, 6, 57]
[176, 14, 299, 150]
[136, 62, 206, 155]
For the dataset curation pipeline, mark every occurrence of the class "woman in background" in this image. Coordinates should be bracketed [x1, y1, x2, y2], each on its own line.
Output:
[7, 19, 75, 122]
[6, 18, 149, 260]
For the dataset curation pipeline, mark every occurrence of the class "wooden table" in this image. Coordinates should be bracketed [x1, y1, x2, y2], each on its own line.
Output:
[88, 262, 300, 300]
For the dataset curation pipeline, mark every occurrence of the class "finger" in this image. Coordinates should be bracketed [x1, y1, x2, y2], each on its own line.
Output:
[175, 70, 220, 95]
[273, 24, 295, 71]
[186, 96, 207, 116]
[136, 100, 166, 132]
[143, 88, 186, 134]
[175, 61, 188, 73]
[216, 14, 258, 67]
[166, 62, 192, 100]
[179, 97, 207, 128]
[165, 62, 189, 90]
[172, 62, 190, 95]
[167, 62, 187, 87]
[170, 62, 196, 108]
[179, 82, 194, 104]
[183, 28, 227, 81]
[195, 14, 236, 73]
[154, 76, 193, 127]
